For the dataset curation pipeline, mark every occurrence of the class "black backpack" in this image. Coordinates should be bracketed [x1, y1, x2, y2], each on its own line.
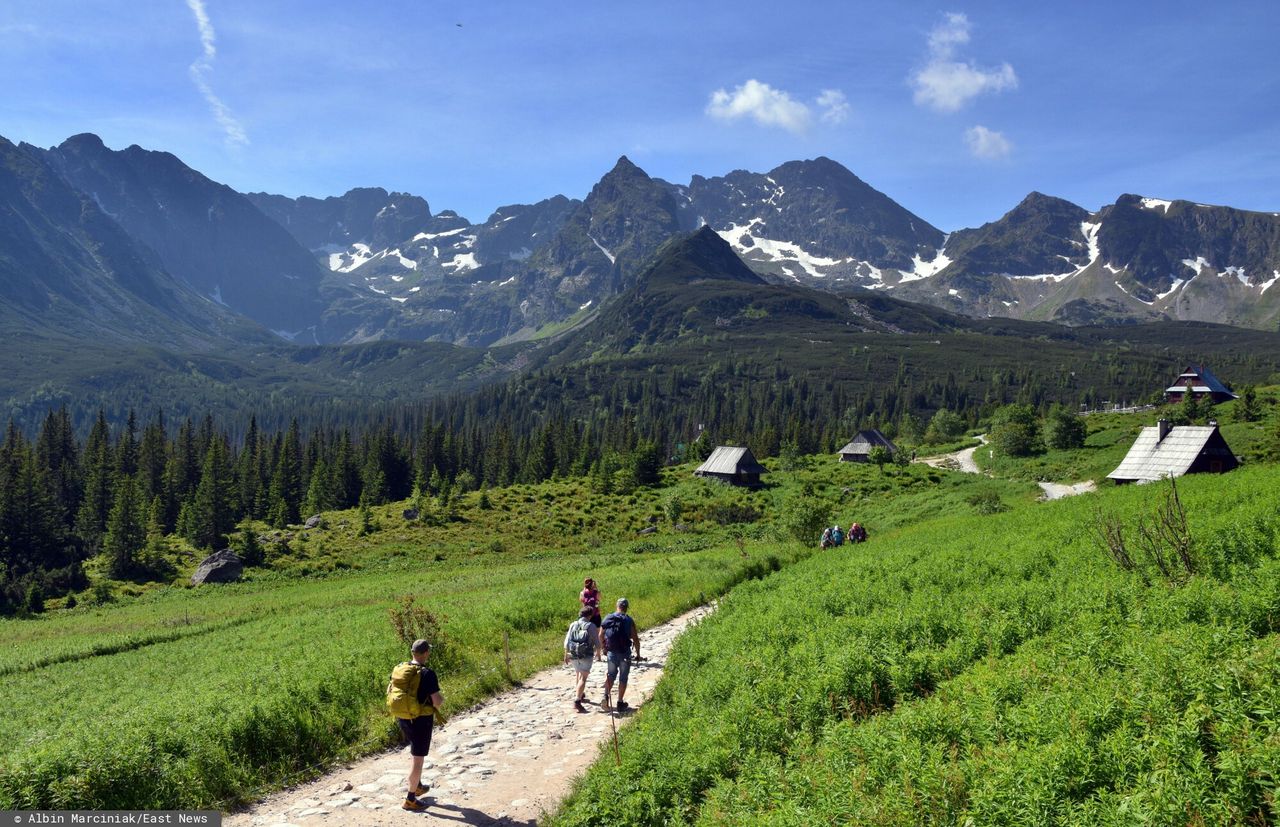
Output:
[602, 613, 631, 653]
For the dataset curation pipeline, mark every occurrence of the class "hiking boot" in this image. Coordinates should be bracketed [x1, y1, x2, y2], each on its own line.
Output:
[615, 700, 629, 712]
[402, 797, 427, 812]
[573, 699, 586, 713]
[414, 783, 431, 796]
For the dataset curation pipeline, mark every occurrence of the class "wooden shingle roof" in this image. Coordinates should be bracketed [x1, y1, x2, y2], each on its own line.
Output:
[695, 446, 767, 476]
[1107, 424, 1227, 482]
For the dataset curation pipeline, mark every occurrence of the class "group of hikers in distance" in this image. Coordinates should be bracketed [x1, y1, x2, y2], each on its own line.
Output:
[384, 575, 641, 812]
[820, 521, 867, 549]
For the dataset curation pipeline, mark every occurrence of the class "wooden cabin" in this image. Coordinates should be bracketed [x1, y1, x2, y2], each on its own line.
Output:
[694, 446, 768, 487]
[1107, 419, 1239, 484]
[1164, 365, 1237, 404]
[836, 429, 898, 463]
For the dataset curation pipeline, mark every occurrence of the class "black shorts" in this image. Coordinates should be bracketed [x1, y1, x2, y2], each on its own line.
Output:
[397, 714, 434, 757]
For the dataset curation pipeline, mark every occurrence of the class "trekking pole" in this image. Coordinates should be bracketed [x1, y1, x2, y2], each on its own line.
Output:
[503, 630, 511, 681]
[608, 694, 621, 766]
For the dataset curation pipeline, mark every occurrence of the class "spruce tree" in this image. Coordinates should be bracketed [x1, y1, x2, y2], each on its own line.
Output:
[268, 420, 303, 527]
[75, 411, 114, 551]
[103, 475, 146, 578]
[189, 438, 237, 550]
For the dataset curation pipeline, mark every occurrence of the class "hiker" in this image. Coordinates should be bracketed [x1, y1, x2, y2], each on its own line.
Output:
[849, 522, 867, 543]
[831, 524, 845, 546]
[580, 577, 602, 626]
[599, 597, 641, 712]
[820, 526, 834, 549]
[386, 639, 444, 812]
[563, 606, 602, 713]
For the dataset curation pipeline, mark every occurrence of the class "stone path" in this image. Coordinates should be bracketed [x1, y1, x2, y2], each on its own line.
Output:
[1037, 479, 1097, 500]
[918, 434, 988, 475]
[226, 604, 712, 827]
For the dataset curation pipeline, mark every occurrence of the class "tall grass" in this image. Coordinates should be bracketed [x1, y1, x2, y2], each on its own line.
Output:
[549, 465, 1280, 825]
[0, 536, 806, 810]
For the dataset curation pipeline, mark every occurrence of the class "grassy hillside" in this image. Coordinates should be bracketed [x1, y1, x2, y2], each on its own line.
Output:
[549, 457, 1280, 824]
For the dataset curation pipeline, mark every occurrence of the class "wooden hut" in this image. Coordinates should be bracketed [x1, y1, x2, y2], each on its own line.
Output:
[694, 446, 768, 487]
[1164, 365, 1237, 404]
[1107, 419, 1238, 484]
[837, 429, 898, 463]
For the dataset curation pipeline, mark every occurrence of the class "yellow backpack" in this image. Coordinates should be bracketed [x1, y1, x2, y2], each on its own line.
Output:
[386, 662, 436, 720]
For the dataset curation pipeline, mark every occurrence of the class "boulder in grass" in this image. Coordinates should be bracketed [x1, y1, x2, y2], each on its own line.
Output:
[304, 514, 323, 529]
[637, 526, 657, 535]
[191, 549, 243, 585]
[402, 508, 419, 521]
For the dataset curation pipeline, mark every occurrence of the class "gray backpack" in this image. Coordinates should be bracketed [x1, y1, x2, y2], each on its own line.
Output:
[567, 620, 593, 658]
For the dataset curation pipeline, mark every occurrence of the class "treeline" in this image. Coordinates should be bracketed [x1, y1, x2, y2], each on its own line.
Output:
[1, 346, 1267, 614]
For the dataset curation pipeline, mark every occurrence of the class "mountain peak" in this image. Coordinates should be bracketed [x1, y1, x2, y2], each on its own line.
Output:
[59, 132, 106, 151]
[637, 226, 765, 289]
[605, 155, 650, 181]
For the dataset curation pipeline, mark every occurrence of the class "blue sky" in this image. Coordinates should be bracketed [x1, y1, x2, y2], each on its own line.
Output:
[3, 1, 1278, 231]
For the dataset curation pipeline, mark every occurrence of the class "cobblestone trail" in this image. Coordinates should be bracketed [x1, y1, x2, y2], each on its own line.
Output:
[227, 604, 712, 826]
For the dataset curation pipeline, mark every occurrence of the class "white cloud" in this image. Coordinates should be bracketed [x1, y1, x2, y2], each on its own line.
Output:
[966, 125, 1013, 159]
[911, 12, 1017, 113]
[185, 0, 248, 147]
[707, 79, 811, 133]
[706, 80, 852, 133]
[817, 89, 850, 124]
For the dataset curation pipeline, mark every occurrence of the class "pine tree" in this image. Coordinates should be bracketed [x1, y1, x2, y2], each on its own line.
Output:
[75, 411, 115, 553]
[103, 475, 146, 578]
[188, 438, 237, 550]
[235, 521, 264, 567]
[34, 407, 82, 532]
[115, 409, 139, 478]
[268, 420, 303, 527]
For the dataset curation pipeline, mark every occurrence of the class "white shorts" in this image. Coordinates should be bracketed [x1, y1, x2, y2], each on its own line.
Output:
[571, 656, 594, 673]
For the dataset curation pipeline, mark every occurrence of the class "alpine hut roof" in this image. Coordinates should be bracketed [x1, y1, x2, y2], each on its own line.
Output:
[1107, 421, 1238, 483]
[1164, 365, 1237, 399]
[837, 429, 897, 457]
[695, 446, 767, 476]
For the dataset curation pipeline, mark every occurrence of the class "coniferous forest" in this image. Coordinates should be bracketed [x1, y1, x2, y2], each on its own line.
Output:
[4, 328, 1278, 615]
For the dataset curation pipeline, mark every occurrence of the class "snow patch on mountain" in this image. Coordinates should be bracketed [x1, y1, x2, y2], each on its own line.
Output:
[443, 252, 479, 271]
[1182, 257, 1211, 275]
[1156, 279, 1185, 300]
[1261, 272, 1280, 294]
[1140, 198, 1172, 213]
[717, 219, 849, 280]
[330, 242, 374, 273]
[589, 235, 616, 265]
[1224, 265, 1250, 286]
[412, 227, 467, 242]
[902, 245, 950, 283]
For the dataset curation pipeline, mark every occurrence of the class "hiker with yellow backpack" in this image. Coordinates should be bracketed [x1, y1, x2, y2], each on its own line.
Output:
[386, 638, 444, 812]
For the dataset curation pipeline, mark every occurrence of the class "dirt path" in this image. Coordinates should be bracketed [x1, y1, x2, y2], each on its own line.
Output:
[919, 436, 1096, 501]
[1037, 480, 1097, 500]
[227, 605, 712, 827]
[917, 434, 988, 475]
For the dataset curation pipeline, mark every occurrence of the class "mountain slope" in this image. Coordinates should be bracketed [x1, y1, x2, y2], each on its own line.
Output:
[0, 136, 262, 348]
[678, 157, 945, 288]
[41, 134, 330, 337]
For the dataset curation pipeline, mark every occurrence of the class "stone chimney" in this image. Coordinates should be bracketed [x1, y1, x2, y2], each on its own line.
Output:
[1157, 419, 1172, 441]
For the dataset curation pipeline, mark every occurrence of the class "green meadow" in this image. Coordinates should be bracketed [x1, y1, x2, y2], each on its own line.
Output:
[550, 403, 1280, 825]
[3, 392, 1278, 821]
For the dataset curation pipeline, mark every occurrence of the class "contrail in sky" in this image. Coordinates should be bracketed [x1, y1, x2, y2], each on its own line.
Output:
[185, 0, 249, 146]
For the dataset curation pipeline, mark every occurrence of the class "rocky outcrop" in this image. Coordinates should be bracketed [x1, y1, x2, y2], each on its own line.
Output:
[191, 549, 243, 585]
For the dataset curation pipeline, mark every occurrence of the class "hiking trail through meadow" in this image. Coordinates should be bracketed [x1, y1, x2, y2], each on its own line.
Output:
[227, 604, 712, 827]
[918, 435, 1097, 500]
